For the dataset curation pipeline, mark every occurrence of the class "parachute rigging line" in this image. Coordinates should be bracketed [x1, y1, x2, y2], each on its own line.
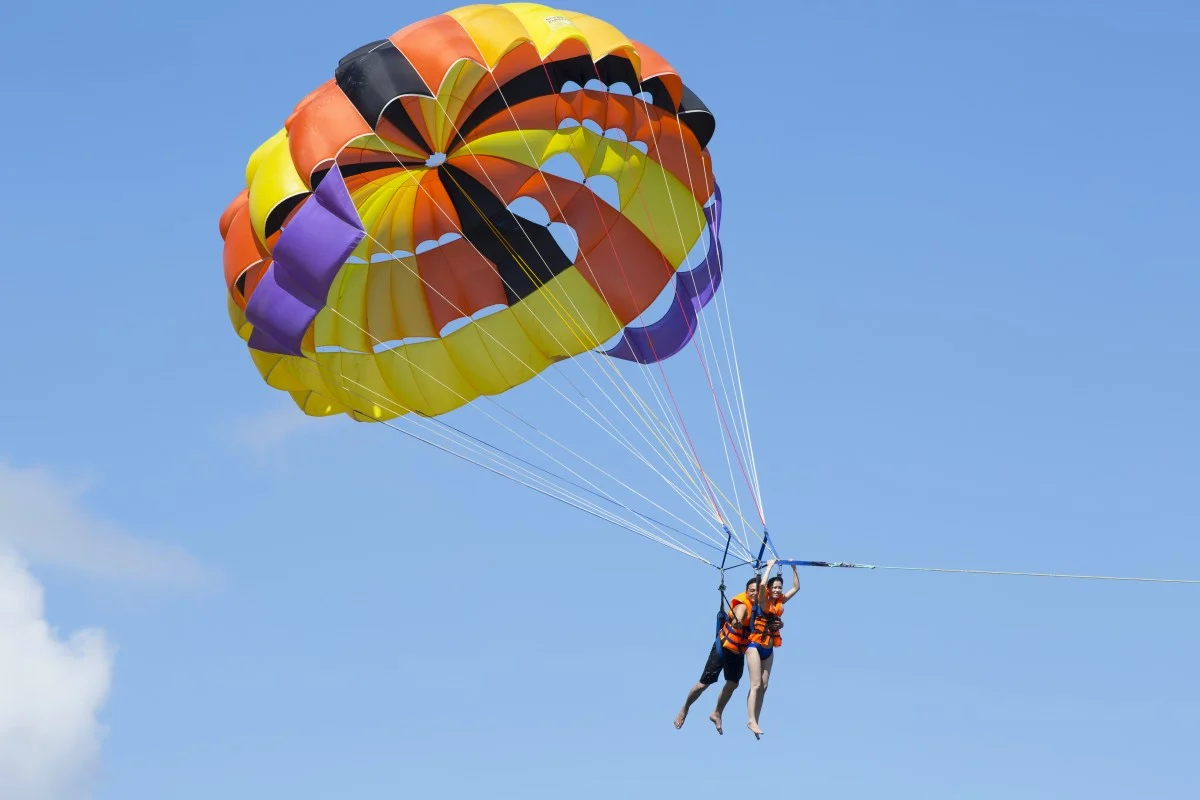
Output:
[360, 126, 743, 536]
[440, 55, 742, 530]
[779, 559, 1200, 584]
[347, 78, 767, 546]
[294, 354, 728, 563]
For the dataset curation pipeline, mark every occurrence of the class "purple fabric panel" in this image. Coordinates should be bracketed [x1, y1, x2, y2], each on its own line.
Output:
[602, 184, 724, 364]
[245, 165, 365, 356]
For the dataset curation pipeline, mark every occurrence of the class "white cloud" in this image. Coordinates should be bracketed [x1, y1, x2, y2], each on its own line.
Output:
[0, 461, 207, 586]
[0, 546, 114, 800]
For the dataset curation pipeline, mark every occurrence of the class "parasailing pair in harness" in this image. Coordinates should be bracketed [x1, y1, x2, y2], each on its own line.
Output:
[673, 558, 800, 738]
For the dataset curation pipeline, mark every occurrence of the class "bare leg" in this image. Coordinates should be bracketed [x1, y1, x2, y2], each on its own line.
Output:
[675, 681, 709, 728]
[708, 680, 738, 734]
[746, 648, 766, 738]
[752, 652, 773, 728]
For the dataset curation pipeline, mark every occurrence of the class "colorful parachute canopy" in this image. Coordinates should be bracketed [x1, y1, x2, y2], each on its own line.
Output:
[219, 3, 723, 421]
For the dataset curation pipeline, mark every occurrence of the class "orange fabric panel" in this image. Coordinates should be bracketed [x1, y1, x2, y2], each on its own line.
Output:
[644, 116, 714, 207]
[390, 15, 483, 94]
[564, 88, 614, 131]
[600, 95, 636, 138]
[418, 238, 507, 333]
[544, 37, 590, 63]
[490, 40, 549, 87]
[408, 170, 490, 331]
[564, 191, 673, 326]
[410, 170, 460, 245]
[243, 260, 270, 301]
[286, 80, 374, 182]
[462, 94, 567, 143]
[630, 40, 682, 107]
[219, 189, 248, 239]
[222, 199, 266, 308]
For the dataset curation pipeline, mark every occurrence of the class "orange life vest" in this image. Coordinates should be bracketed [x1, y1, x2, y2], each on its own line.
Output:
[718, 592, 753, 653]
[749, 597, 784, 648]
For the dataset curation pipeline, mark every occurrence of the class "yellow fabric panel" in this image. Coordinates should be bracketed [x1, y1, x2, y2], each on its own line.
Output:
[244, 281, 601, 419]
[357, 303, 565, 417]
[250, 350, 305, 393]
[442, 59, 490, 125]
[244, 128, 286, 190]
[228, 294, 253, 340]
[328, 264, 376, 351]
[378, 339, 481, 415]
[277, 360, 320, 397]
[511, 267, 620, 359]
[349, 173, 405, 223]
[313, 350, 398, 418]
[419, 58, 490, 151]
[465, 308, 552, 386]
[590, 138, 642, 190]
[351, 179, 421, 259]
[365, 257, 438, 342]
[620, 162, 705, 268]
[344, 132, 424, 160]
[560, 9, 639, 66]
[443, 316, 526, 395]
[247, 130, 309, 243]
[447, 4, 635, 63]
[250, 350, 281, 388]
[463, 128, 704, 267]
[361, 343, 429, 414]
[445, 5, 535, 67]
[501, 4, 591, 59]
[289, 389, 346, 418]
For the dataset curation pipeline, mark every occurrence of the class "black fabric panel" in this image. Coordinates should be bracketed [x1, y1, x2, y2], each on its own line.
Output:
[264, 193, 308, 239]
[636, 76, 678, 115]
[335, 39, 433, 153]
[310, 157, 425, 191]
[450, 53, 679, 148]
[676, 83, 716, 149]
[438, 163, 573, 305]
[594, 54, 640, 90]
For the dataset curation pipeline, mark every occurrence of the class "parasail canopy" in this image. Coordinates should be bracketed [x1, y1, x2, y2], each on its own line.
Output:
[219, 3, 769, 570]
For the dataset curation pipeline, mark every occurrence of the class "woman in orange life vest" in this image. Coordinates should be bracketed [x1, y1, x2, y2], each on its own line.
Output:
[746, 558, 800, 739]
[673, 574, 760, 735]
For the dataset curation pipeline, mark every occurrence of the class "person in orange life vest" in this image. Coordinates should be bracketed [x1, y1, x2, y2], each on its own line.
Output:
[673, 575, 760, 735]
[746, 559, 799, 739]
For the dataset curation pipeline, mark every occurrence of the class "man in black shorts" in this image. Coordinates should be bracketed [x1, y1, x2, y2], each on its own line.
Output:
[673, 576, 758, 734]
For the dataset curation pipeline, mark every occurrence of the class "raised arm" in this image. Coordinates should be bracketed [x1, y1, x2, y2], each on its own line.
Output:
[782, 565, 800, 602]
[756, 558, 777, 605]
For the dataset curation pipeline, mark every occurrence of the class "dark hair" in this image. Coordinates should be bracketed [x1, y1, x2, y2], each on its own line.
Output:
[767, 575, 784, 588]
[745, 576, 761, 591]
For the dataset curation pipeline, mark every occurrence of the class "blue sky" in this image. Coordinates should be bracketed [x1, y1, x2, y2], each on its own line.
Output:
[1, 0, 1197, 797]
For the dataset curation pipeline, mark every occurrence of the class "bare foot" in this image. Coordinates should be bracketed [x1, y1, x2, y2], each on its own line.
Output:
[708, 711, 724, 735]
[747, 721, 763, 739]
[674, 708, 687, 729]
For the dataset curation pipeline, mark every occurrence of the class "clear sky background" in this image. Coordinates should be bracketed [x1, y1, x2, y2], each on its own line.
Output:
[1, 1, 1197, 798]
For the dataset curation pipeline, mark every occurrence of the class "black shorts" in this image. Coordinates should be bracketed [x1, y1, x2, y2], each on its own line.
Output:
[699, 642, 745, 685]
